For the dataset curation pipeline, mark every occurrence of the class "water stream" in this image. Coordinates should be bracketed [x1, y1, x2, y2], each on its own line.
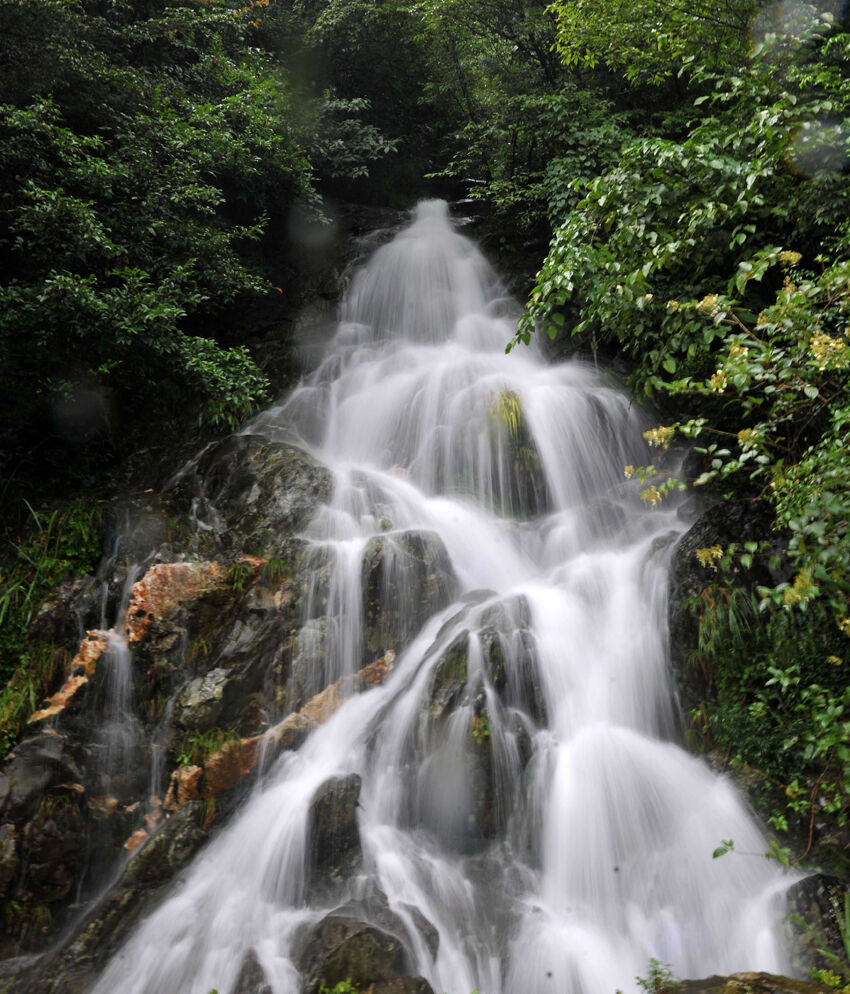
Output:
[90, 200, 793, 994]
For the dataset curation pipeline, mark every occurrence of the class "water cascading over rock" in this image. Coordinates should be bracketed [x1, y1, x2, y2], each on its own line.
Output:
[69, 200, 798, 994]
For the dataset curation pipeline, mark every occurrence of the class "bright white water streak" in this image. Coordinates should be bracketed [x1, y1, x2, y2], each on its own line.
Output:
[91, 200, 795, 994]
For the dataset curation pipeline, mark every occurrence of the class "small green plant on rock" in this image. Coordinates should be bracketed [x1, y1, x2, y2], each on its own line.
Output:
[634, 958, 676, 993]
[176, 727, 239, 767]
[792, 891, 850, 989]
[319, 980, 359, 994]
[470, 713, 491, 746]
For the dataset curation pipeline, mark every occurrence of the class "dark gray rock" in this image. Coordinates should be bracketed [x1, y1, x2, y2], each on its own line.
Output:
[26, 801, 210, 994]
[478, 595, 545, 724]
[0, 734, 81, 825]
[308, 774, 362, 889]
[362, 531, 457, 660]
[0, 824, 16, 899]
[234, 948, 272, 994]
[187, 435, 333, 556]
[28, 577, 98, 647]
[785, 873, 849, 980]
[364, 980, 435, 994]
[296, 913, 407, 994]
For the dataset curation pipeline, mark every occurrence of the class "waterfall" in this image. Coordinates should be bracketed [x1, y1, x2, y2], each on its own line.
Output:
[89, 200, 793, 994]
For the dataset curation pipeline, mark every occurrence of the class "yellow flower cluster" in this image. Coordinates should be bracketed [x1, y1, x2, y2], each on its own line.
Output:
[778, 250, 803, 267]
[728, 342, 750, 360]
[643, 426, 675, 449]
[640, 485, 664, 506]
[810, 331, 848, 371]
[698, 293, 720, 314]
[782, 569, 815, 606]
[624, 465, 636, 478]
[838, 616, 850, 637]
[737, 428, 759, 447]
[695, 545, 724, 570]
[710, 369, 728, 393]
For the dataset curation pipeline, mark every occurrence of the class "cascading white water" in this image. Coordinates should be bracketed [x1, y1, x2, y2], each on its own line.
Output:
[90, 200, 794, 994]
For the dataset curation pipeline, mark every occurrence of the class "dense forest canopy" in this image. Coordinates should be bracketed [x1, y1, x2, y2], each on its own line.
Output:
[0, 0, 848, 887]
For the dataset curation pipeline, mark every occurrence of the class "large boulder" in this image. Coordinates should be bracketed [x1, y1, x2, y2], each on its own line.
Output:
[362, 530, 457, 661]
[478, 595, 545, 724]
[362, 981, 434, 994]
[785, 874, 849, 980]
[665, 974, 831, 993]
[296, 914, 408, 994]
[308, 774, 363, 891]
[233, 948, 273, 994]
[15, 801, 212, 994]
[185, 435, 333, 557]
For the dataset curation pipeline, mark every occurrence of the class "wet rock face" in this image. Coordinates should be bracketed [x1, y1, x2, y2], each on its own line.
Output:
[785, 873, 849, 980]
[362, 530, 457, 660]
[308, 773, 363, 890]
[410, 596, 541, 854]
[233, 948, 273, 994]
[362, 980, 435, 994]
[296, 914, 408, 994]
[667, 973, 831, 993]
[478, 595, 545, 725]
[187, 435, 333, 557]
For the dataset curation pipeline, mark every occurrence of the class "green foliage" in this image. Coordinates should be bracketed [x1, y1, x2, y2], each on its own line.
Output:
[0, 499, 102, 754]
[689, 588, 849, 853]
[319, 980, 359, 994]
[0, 0, 400, 471]
[550, 0, 757, 85]
[176, 728, 239, 768]
[634, 958, 676, 993]
[514, 28, 850, 379]
[792, 891, 850, 986]
[469, 713, 491, 747]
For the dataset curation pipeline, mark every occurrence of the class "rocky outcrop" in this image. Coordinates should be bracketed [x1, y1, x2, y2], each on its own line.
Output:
[785, 874, 850, 981]
[26, 630, 109, 725]
[308, 773, 363, 889]
[296, 914, 408, 994]
[184, 435, 333, 557]
[665, 974, 832, 993]
[362, 980, 435, 994]
[295, 885, 439, 994]
[21, 801, 211, 994]
[233, 948, 273, 994]
[362, 530, 457, 660]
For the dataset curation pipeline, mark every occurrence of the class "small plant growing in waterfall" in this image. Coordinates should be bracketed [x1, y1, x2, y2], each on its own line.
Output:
[319, 980, 359, 994]
[469, 713, 491, 746]
[489, 390, 524, 443]
[634, 958, 676, 993]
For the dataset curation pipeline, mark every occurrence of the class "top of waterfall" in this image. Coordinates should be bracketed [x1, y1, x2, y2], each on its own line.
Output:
[412, 199, 451, 223]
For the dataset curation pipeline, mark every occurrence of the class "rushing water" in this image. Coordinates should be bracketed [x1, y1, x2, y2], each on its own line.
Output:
[90, 201, 793, 994]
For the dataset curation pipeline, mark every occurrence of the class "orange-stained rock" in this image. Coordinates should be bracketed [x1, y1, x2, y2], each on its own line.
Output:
[125, 561, 228, 644]
[163, 765, 204, 812]
[72, 630, 110, 676]
[202, 738, 263, 797]
[27, 630, 110, 724]
[180, 651, 399, 803]
[123, 828, 147, 852]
